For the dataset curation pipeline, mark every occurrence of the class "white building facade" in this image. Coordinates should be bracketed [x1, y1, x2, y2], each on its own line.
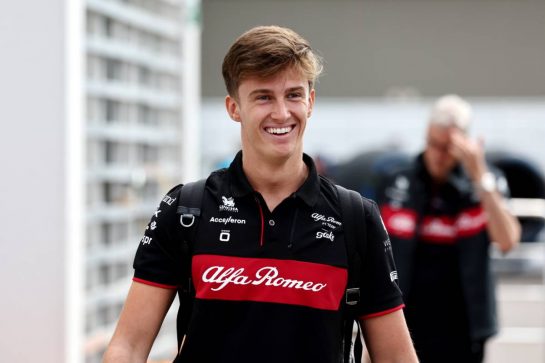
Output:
[0, 1, 200, 362]
[85, 0, 201, 362]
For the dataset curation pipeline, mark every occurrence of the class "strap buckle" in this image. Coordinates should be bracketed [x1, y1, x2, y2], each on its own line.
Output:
[180, 214, 195, 227]
[177, 206, 200, 227]
[345, 288, 360, 306]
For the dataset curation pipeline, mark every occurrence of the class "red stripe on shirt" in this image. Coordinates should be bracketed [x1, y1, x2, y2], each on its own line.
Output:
[192, 254, 348, 311]
[360, 304, 405, 320]
[420, 215, 457, 244]
[132, 277, 178, 289]
[420, 206, 487, 244]
[380, 205, 417, 239]
[382, 204, 487, 245]
[456, 206, 487, 237]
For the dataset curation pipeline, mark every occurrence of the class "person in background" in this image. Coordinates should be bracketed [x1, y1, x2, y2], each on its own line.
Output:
[378, 94, 521, 362]
[103, 25, 418, 363]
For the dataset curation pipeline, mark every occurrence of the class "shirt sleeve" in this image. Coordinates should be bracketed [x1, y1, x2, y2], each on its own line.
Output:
[133, 184, 185, 289]
[358, 199, 405, 319]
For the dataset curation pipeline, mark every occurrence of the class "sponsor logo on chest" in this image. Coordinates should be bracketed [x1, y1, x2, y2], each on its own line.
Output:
[162, 195, 176, 206]
[219, 196, 239, 213]
[141, 236, 152, 245]
[202, 265, 327, 292]
[390, 271, 398, 282]
[311, 212, 342, 229]
[192, 255, 348, 310]
[316, 229, 335, 241]
[209, 216, 246, 225]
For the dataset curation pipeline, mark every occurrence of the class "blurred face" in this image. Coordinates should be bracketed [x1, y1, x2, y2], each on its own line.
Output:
[225, 67, 315, 164]
[423, 124, 458, 182]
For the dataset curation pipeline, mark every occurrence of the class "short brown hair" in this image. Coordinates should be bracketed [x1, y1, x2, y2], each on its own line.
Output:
[222, 25, 323, 97]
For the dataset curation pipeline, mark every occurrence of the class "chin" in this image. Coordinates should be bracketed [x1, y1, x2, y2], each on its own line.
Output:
[272, 150, 294, 160]
[271, 144, 295, 155]
[431, 170, 449, 182]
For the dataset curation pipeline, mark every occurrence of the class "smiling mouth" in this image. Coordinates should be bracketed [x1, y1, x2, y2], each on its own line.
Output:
[265, 126, 294, 135]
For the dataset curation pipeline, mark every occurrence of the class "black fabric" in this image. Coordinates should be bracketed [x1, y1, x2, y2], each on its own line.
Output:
[134, 152, 403, 363]
[175, 179, 207, 350]
[228, 151, 321, 207]
[358, 200, 402, 315]
[378, 153, 507, 361]
[335, 185, 365, 363]
[412, 336, 485, 363]
[133, 184, 185, 287]
[407, 244, 470, 361]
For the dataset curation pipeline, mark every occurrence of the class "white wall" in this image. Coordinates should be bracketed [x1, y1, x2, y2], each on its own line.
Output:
[0, 1, 84, 362]
[201, 98, 545, 174]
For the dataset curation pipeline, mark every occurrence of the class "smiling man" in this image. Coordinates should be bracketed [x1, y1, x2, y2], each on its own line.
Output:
[103, 26, 417, 363]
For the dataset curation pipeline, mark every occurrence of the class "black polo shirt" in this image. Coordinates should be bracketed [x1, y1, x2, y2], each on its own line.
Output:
[134, 151, 403, 363]
[379, 154, 509, 342]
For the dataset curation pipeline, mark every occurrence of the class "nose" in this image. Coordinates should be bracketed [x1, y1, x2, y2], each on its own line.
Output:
[271, 100, 290, 121]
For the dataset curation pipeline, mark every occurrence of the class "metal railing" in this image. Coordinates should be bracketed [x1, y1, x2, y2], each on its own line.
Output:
[492, 198, 545, 282]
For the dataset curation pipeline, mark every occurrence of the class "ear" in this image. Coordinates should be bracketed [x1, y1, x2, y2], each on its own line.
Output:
[225, 95, 241, 122]
[307, 88, 315, 118]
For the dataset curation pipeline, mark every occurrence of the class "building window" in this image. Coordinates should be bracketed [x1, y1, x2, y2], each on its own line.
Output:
[138, 104, 150, 124]
[138, 66, 151, 86]
[103, 141, 128, 164]
[137, 144, 158, 163]
[101, 222, 112, 246]
[104, 141, 115, 164]
[87, 97, 99, 122]
[113, 222, 128, 242]
[105, 99, 118, 123]
[99, 264, 111, 285]
[103, 16, 113, 38]
[105, 58, 123, 81]
[98, 304, 110, 325]
[86, 140, 99, 166]
[142, 181, 159, 200]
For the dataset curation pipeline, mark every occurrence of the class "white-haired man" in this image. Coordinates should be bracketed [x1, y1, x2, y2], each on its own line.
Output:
[378, 95, 521, 362]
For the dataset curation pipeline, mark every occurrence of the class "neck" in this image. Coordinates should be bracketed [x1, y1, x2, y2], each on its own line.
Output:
[242, 152, 308, 211]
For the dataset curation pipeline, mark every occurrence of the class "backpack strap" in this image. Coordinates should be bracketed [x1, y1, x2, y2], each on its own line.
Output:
[175, 178, 207, 350]
[335, 184, 367, 363]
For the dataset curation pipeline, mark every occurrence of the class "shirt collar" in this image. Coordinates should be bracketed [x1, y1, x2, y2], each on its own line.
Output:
[227, 150, 320, 207]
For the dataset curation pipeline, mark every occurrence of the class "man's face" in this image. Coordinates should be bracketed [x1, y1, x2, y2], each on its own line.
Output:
[225, 67, 315, 164]
[423, 124, 458, 182]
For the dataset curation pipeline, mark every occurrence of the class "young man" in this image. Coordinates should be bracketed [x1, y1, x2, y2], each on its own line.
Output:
[103, 26, 417, 363]
[378, 95, 521, 363]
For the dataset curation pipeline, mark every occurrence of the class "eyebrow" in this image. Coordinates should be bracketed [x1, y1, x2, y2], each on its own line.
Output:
[248, 89, 272, 97]
[248, 86, 306, 98]
[286, 86, 306, 94]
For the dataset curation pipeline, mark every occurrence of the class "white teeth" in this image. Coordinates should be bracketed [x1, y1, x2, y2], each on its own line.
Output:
[266, 126, 292, 135]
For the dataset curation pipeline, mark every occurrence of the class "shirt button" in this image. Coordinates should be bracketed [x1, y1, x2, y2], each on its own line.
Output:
[269, 219, 275, 226]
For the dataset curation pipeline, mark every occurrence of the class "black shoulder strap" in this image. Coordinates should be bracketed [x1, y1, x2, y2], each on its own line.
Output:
[335, 184, 367, 363]
[175, 178, 207, 350]
[335, 185, 367, 308]
[177, 179, 206, 229]
[177, 178, 207, 284]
